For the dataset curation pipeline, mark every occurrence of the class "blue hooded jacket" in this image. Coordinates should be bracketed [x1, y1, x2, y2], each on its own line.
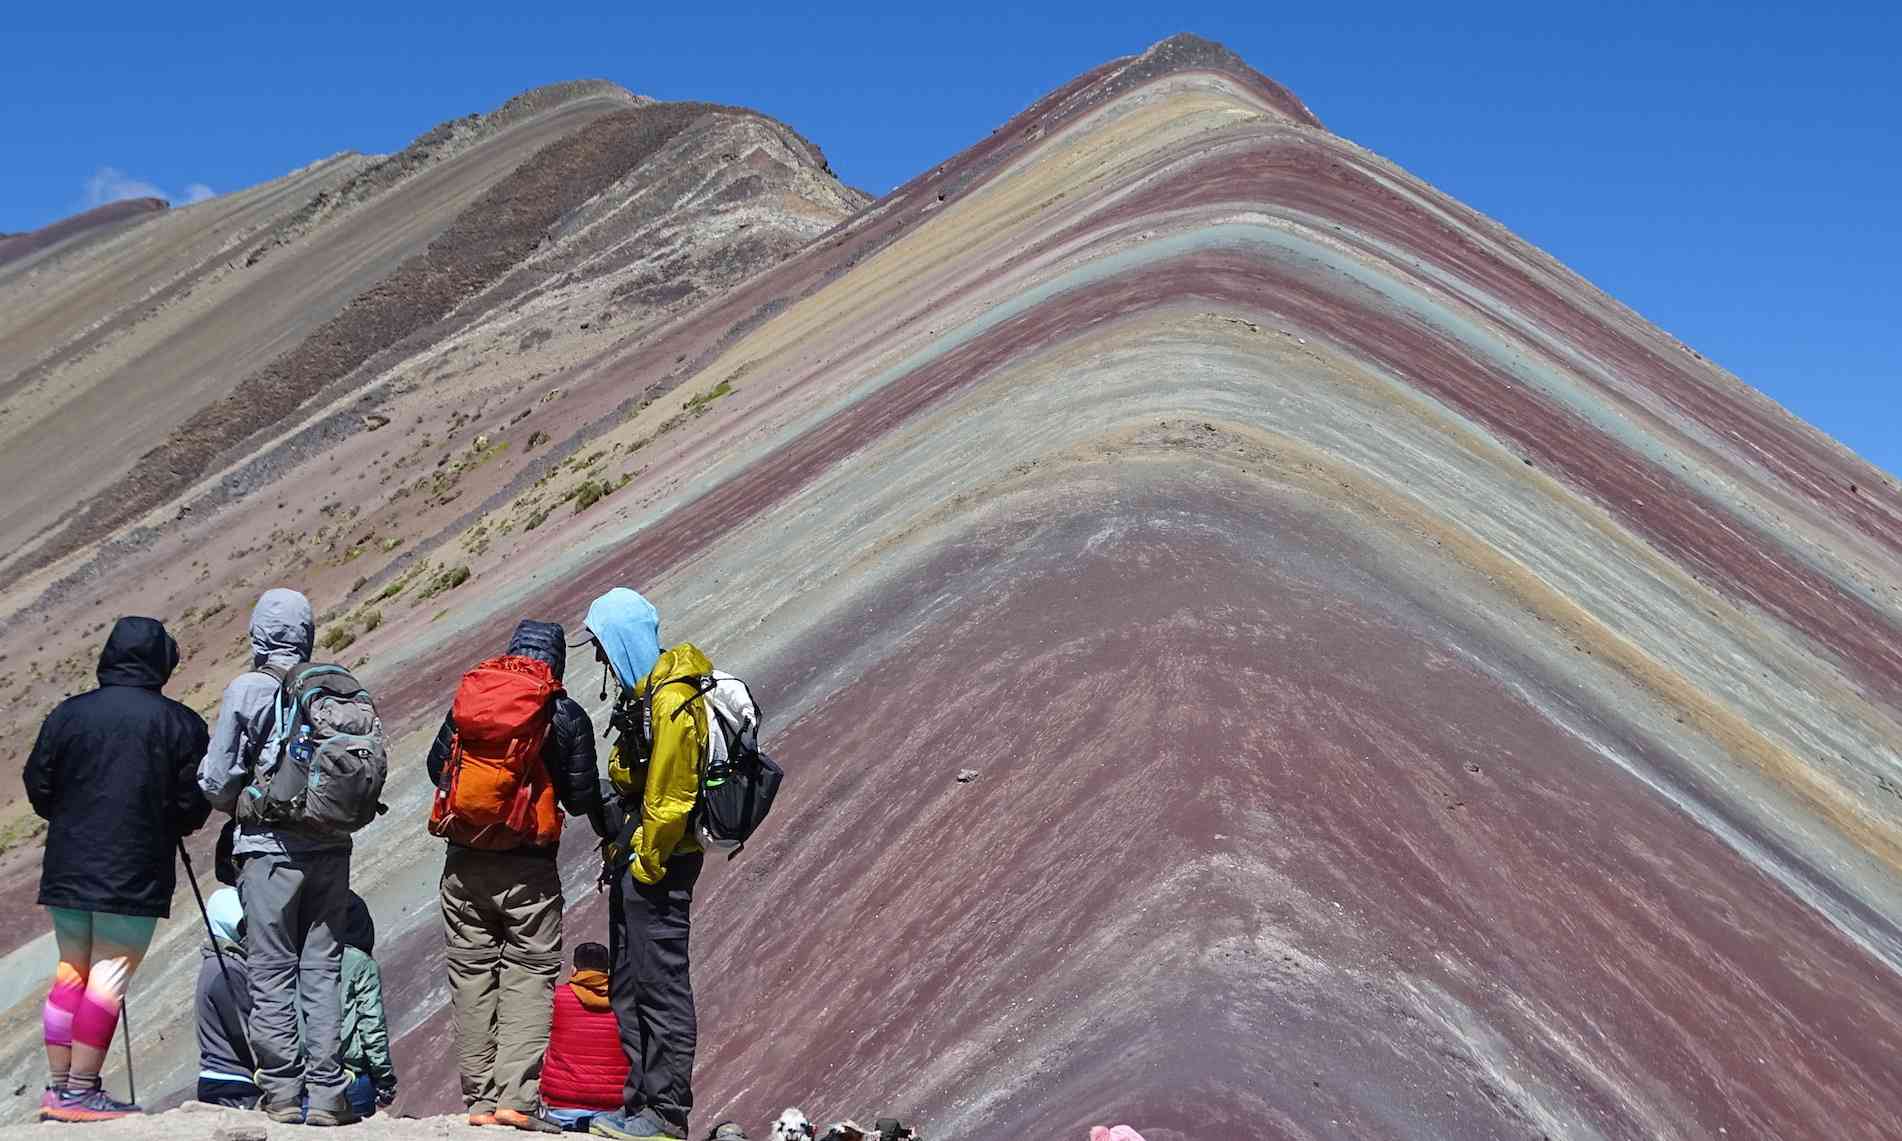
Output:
[584, 588, 661, 689]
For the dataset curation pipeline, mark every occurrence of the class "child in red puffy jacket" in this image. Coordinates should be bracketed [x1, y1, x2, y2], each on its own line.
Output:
[540, 943, 628, 1131]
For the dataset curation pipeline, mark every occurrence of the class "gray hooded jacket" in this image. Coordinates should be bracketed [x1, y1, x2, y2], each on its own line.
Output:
[197, 589, 348, 856]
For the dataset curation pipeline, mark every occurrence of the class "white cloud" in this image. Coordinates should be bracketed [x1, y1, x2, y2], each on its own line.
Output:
[83, 166, 165, 206]
[80, 166, 216, 210]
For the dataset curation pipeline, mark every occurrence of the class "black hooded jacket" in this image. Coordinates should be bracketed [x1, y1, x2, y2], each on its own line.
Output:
[426, 620, 605, 852]
[344, 891, 375, 954]
[25, 617, 213, 916]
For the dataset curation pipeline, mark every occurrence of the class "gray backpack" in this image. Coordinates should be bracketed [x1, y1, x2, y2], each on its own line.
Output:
[237, 662, 389, 834]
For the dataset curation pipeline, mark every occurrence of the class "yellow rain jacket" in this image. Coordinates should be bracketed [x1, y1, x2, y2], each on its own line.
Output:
[613, 643, 709, 884]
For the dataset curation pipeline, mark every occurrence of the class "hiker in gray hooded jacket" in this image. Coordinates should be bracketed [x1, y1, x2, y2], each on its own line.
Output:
[197, 588, 356, 1126]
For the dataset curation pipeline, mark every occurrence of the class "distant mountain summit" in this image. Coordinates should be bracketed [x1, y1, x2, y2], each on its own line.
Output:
[0, 196, 168, 269]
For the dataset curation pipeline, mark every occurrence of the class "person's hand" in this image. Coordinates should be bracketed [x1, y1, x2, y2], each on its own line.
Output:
[376, 1088, 396, 1108]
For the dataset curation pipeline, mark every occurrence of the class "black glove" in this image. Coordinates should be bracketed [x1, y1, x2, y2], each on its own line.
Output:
[214, 819, 240, 886]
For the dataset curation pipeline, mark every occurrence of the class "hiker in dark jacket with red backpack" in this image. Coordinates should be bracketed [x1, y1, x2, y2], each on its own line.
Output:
[25, 616, 212, 1123]
[426, 619, 609, 1133]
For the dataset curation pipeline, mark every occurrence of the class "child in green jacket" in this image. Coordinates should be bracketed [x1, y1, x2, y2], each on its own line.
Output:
[340, 895, 397, 1115]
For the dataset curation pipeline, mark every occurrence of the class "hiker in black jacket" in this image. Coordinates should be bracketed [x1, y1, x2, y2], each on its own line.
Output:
[23, 616, 212, 1123]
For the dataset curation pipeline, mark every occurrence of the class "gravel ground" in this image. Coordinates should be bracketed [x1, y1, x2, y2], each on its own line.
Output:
[0, 1102, 507, 1141]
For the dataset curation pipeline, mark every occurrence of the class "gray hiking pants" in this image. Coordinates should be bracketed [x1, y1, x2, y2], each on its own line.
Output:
[441, 846, 565, 1114]
[238, 849, 352, 1114]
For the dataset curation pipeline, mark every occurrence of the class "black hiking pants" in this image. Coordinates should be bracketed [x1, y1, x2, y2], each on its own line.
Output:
[609, 851, 703, 1131]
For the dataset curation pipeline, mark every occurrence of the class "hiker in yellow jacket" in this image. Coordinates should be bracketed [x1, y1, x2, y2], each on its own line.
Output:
[619, 644, 707, 887]
[580, 588, 704, 1141]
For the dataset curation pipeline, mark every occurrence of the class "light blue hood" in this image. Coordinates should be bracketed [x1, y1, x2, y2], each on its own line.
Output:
[585, 588, 661, 688]
[206, 887, 244, 945]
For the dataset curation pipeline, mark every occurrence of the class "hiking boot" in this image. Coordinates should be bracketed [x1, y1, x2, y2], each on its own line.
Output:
[260, 1098, 305, 1124]
[40, 1087, 143, 1123]
[496, 1107, 564, 1133]
[591, 1109, 687, 1139]
[306, 1104, 363, 1127]
[711, 1125, 750, 1140]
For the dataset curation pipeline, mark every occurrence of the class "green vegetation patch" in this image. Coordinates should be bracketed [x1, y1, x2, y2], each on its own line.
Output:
[0, 812, 48, 856]
[683, 380, 733, 414]
[416, 564, 473, 602]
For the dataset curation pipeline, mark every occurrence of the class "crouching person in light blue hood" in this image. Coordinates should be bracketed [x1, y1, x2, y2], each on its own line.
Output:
[194, 888, 256, 1107]
[197, 589, 356, 1126]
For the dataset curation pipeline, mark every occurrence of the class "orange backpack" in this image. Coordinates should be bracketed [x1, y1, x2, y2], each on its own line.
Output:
[428, 654, 563, 849]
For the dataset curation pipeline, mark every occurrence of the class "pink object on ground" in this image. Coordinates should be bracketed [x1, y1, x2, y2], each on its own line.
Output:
[1090, 1128, 1146, 1141]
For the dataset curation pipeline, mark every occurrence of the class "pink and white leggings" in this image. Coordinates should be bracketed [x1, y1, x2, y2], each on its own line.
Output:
[43, 909, 158, 1058]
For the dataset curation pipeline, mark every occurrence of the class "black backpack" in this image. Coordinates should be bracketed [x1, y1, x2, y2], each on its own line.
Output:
[615, 670, 782, 860]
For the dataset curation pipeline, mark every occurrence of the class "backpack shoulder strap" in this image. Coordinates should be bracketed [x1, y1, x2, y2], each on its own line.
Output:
[241, 664, 293, 772]
[663, 676, 719, 721]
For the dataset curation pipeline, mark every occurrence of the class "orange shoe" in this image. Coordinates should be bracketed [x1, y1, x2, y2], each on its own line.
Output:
[470, 1109, 500, 1126]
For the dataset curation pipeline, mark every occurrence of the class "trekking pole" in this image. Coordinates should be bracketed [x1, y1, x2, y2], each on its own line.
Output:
[120, 987, 136, 1106]
[179, 838, 238, 992]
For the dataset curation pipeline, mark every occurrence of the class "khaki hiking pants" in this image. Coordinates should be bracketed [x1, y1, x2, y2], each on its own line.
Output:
[441, 845, 564, 1115]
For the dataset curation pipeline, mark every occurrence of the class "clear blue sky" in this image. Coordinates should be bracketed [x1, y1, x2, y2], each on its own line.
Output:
[4, 2, 1895, 475]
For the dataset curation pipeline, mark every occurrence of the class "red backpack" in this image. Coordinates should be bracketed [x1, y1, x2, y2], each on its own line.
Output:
[428, 655, 562, 849]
